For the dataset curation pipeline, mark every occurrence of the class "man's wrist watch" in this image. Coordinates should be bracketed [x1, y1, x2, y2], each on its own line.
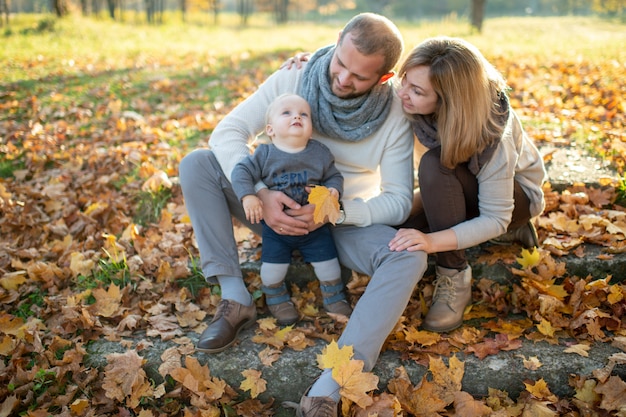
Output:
[336, 201, 346, 225]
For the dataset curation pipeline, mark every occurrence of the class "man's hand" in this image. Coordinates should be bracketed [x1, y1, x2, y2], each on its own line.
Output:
[258, 189, 310, 235]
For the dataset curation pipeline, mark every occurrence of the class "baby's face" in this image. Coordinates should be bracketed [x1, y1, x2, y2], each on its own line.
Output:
[266, 95, 313, 150]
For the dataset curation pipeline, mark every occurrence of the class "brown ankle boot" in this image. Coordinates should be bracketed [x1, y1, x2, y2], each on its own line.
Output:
[320, 279, 352, 317]
[262, 282, 299, 325]
[490, 220, 539, 248]
[422, 266, 472, 332]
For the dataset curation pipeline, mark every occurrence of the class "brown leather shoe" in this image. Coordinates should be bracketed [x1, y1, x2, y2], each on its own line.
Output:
[297, 395, 338, 417]
[196, 299, 256, 353]
[422, 266, 472, 333]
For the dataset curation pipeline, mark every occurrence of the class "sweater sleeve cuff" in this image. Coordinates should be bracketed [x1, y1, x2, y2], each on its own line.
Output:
[341, 199, 371, 227]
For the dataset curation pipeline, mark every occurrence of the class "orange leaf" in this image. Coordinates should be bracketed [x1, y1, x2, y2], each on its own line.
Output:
[332, 359, 379, 408]
[102, 350, 153, 408]
[90, 284, 122, 318]
[240, 369, 267, 399]
[308, 185, 340, 225]
[524, 378, 557, 402]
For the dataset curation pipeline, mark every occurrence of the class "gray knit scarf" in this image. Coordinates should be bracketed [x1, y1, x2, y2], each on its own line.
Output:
[298, 45, 394, 142]
[411, 92, 510, 175]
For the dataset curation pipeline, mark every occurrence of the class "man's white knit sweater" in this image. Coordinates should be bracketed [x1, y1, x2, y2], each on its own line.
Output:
[209, 63, 414, 228]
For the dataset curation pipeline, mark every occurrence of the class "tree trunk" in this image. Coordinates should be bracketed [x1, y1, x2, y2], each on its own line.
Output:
[275, 0, 288, 24]
[237, 0, 251, 25]
[53, 0, 68, 16]
[145, 0, 153, 23]
[210, 0, 220, 25]
[0, 0, 9, 25]
[470, 0, 486, 32]
[106, 0, 116, 19]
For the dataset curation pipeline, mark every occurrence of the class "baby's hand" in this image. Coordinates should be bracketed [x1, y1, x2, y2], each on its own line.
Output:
[328, 188, 340, 199]
[242, 195, 264, 224]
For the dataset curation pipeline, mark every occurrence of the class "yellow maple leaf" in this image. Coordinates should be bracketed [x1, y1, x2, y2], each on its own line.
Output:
[91, 284, 122, 318]
[69, 251, 95, 278]
[332, 359, 379, 408]
[240, 369, 267, 399]
[308, 185, 340, 225]
[516, 247, 540, 268]
[388, 367, 447, 415]
[70, 399, 90, 415]
[574, 379, 600, 403]
[536, 318, 556, 337]
[564, 343, 591, 357]
[522, 355, 543, 370]
[275, 325, 294, 341]
[317, 340, 353, 370]
[404, 327, 441, 346]
[0, 335, 16, 356]
[0, 271, 27, 290]
[524, 378, 557, 402]
[429, 355, 464, 397]
[608, 283, 624, 304]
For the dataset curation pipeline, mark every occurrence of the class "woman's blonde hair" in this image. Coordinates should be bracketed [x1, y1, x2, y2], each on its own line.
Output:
[399, 36, 508, 168]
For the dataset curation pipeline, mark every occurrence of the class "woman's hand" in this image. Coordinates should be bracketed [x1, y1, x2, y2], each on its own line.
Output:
[389, 228, 433, 253]
[389, 228, 459, 254]
[280, 52, 311, 70]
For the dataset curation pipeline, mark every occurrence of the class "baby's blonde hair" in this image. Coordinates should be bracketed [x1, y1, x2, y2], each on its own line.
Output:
[265, 93, 309, 124]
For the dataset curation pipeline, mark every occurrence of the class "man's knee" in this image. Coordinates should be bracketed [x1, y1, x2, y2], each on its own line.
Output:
[179, 149, 215, 187]
[398, 250, 428, 286]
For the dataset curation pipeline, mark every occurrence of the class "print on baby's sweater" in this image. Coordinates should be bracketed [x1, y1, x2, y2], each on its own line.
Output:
[272, 169, 309, 205]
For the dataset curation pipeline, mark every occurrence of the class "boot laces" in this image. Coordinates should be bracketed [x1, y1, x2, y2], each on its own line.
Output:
[304, 397, 336, 417]
[214, 299, 233, 320]
[432, 275, 456, 307]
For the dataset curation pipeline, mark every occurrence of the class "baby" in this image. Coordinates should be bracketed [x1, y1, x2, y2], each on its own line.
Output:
[231, 93, 352, 325]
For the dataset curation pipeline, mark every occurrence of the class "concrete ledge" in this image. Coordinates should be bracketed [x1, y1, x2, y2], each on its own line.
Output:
[84, 323, 625, 417]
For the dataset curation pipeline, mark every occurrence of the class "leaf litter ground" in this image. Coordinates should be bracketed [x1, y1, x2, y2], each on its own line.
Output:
[1, 49, 626, 416]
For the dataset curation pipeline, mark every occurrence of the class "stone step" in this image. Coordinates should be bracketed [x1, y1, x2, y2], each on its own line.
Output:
[84, 242, 625, 416]
[84, 148, 624, 414]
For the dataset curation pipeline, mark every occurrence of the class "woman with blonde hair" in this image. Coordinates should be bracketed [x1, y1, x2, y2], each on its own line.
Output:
[389, 36, 547, 332]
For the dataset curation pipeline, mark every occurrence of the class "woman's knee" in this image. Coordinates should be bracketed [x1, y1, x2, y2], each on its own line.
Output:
[418, 149, 445, 189]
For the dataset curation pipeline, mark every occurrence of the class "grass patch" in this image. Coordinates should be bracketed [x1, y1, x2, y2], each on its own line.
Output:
[134, 187, 173, 226]
[14, 289, 46, 319]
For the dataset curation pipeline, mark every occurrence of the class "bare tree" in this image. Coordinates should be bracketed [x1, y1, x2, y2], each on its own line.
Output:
[209, 0, 220, 25]
[145, 0, 163, 23]
[106, 0, 117, 18]
[275, 0, 288, 24]
[179, 0, 186, 21]
[237, 0, 252, 25]
[0, 0, 9, 25]
[470, 0, 486, 32]
[52, 0, 69, 16]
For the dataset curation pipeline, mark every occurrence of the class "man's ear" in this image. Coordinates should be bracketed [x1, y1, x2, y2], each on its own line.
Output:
[379, 71, 395, 85]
